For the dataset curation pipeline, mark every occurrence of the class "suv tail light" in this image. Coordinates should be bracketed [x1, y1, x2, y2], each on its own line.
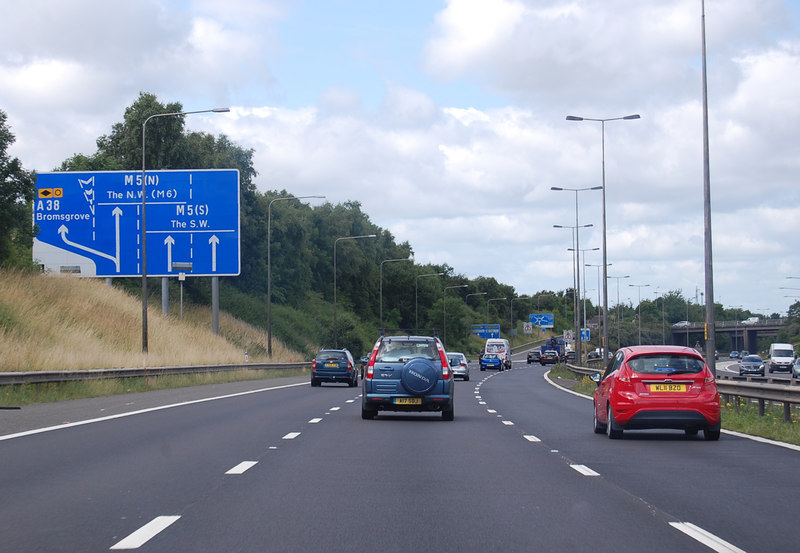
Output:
[312, 359, 317, 370]
[365, 340, 380, 380]
[436, 341, 451, 380]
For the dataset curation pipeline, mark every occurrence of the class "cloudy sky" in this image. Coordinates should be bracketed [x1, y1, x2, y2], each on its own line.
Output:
[2, 0, 799, 317]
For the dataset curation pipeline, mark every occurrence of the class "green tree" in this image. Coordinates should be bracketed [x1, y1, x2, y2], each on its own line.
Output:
[0, 109, 36, 268]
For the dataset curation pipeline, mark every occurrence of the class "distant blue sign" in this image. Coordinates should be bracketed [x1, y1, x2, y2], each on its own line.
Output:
[33, 170, 240, 277]
[471, 324, 501, 339]
[529, 313, 555, 328]
[581, 328, 590, 341]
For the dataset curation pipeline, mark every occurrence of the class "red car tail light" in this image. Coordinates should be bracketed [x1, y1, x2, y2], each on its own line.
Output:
[365, 340, 380, 379]
[312, 359, 317, 370]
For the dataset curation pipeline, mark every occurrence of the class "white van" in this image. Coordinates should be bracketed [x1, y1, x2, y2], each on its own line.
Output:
[485, 338, 512, 371]
[768, 343, 795, 373]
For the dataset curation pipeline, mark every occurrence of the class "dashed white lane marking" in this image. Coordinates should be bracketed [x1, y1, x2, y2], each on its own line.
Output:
[487, 409, 497, 414]
[346, 399, 356, 403]
[110, 516, 181, 550]
[329, 406, 341, 411]
[523, 435, 541, 442]
[225, 461, 257, 475]
[309, 418, 323, 424]
[502, 420, 514, 426]
[669, 522, 746, 553]
[282, 432, 301, 440]
[570, 464, 600, 477]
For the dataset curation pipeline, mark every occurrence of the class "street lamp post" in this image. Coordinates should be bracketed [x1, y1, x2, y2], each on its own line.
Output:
[566, 113, 640, 361]
[443, 284, 468, 347]
[141, 107, 229, 354]
[268, 194, 325, 357]
[554, 222, 593, 363]
[465, 292, 487, 338]
[416, 272, 444, 330]
[629, 283, 650, 345]
[333, 234, 376, 347]
[380, 256, 413, 330]
[607, 274, 630, 349]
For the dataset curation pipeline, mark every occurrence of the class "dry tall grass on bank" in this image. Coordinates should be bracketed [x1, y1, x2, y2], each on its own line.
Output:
[0, 269, 302, 371]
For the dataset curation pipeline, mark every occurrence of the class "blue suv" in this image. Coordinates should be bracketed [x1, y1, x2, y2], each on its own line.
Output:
[361, 334, 454, 421]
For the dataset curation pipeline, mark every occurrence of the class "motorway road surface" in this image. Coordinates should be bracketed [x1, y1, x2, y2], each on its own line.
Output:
[1, 364, 799, 552]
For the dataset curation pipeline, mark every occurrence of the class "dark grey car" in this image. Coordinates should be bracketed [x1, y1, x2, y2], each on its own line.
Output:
[738, 354, 765, 377]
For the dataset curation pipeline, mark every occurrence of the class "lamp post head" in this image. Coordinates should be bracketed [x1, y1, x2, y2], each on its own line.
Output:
[623, 114, 641, 120]
[566, 115, 583, 121]
[212, 107, 231, 113]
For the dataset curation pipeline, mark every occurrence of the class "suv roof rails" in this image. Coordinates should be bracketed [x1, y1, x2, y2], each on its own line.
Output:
[379, 328, 440, 338]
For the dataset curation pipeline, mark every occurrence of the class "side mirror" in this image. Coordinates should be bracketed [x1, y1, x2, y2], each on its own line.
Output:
[590, 373, 601, 384]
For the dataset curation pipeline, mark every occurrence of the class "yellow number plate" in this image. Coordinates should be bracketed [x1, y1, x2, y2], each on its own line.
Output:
[325, 362, 338, 368]
[394, 397, 422, 405]
[650, 383, 688, 392]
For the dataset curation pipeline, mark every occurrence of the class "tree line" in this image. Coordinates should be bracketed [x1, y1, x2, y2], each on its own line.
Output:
[1, 94, 798, 357]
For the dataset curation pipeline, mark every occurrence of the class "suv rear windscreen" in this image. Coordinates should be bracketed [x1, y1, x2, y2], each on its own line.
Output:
[376, 339, 437, 362]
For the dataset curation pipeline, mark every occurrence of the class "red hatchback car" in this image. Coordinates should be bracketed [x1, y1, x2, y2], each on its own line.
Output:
[591, 345, 721, 440]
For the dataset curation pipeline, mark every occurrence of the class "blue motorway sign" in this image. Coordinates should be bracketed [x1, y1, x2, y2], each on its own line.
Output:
[33, 170, 240, 277]
[471, 324, 500, 339]
[529, 313, 555, 328]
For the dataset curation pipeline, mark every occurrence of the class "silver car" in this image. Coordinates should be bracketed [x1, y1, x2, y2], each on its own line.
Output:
[447, 352, 470, 381]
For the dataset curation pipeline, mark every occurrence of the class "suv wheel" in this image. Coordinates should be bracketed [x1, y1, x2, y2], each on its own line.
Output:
[361, 404, 377, 420]
[442, 403, 454, 421]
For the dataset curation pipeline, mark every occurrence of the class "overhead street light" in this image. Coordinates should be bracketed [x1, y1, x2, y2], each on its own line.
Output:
[629, 283, 650, 345]
[333, 234, 376, 347]
[416, 272, 444, 330]
[607, 274, 630, 349]
[141, 107, 229, 354]
[554, 222, 593, 363]
[510, 296, 529, 339]
[566, 112, 640, 361]
[268, 194, 325, 357]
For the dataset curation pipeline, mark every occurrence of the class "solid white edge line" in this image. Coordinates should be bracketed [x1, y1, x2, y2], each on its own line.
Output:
[570, 464, 600, 477]
[225, 461, 258, 475]
[669, 522, 746, 553]
[110, 515, 180, 550]
[542, 369, 800, 452]
[1, 382, 309, 442]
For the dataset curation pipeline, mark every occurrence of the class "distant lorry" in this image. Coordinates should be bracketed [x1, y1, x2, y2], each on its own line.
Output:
[482, 338, 512, 371]
[540, 337, 564, 357]
[768, 343, 795, 373]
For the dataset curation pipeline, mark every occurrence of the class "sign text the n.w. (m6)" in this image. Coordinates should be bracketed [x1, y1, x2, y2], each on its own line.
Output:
[32, 169, 240, 277]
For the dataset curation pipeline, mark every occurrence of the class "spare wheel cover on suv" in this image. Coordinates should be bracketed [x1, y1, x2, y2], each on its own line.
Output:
[400, 358, 439, 395]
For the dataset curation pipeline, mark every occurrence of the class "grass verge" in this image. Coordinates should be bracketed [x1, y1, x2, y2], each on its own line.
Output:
[0, 368, 309, 408]
[548, 364, 800, 446]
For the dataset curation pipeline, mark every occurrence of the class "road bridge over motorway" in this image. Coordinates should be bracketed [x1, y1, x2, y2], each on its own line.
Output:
[670, 318, 788, 351]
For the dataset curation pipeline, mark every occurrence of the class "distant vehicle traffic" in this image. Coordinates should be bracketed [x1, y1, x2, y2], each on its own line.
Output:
[361, 333, 454, 421]
[738, 355, 765, 377]
[591, 345, 721, 440]
[447, 352, 470, 381]
[540, 350, 558, 365]
[730, 351, 739, 359]
[480, 352, 503, 371]
[485, 338, 512, 371]
[672, 320, 691, 328]
[793, 358, 800, 379]
[741, 317, 760, 325]
[768, 343, 795, 373]
[527, 350, 541, 364]
[311, 349, 358, 387]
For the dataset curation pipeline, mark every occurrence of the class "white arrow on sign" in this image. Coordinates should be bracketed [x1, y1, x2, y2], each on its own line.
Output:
[164, 235, 175, 271]
[209, 235, 219, 272]
[59, 206, 122, 272]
